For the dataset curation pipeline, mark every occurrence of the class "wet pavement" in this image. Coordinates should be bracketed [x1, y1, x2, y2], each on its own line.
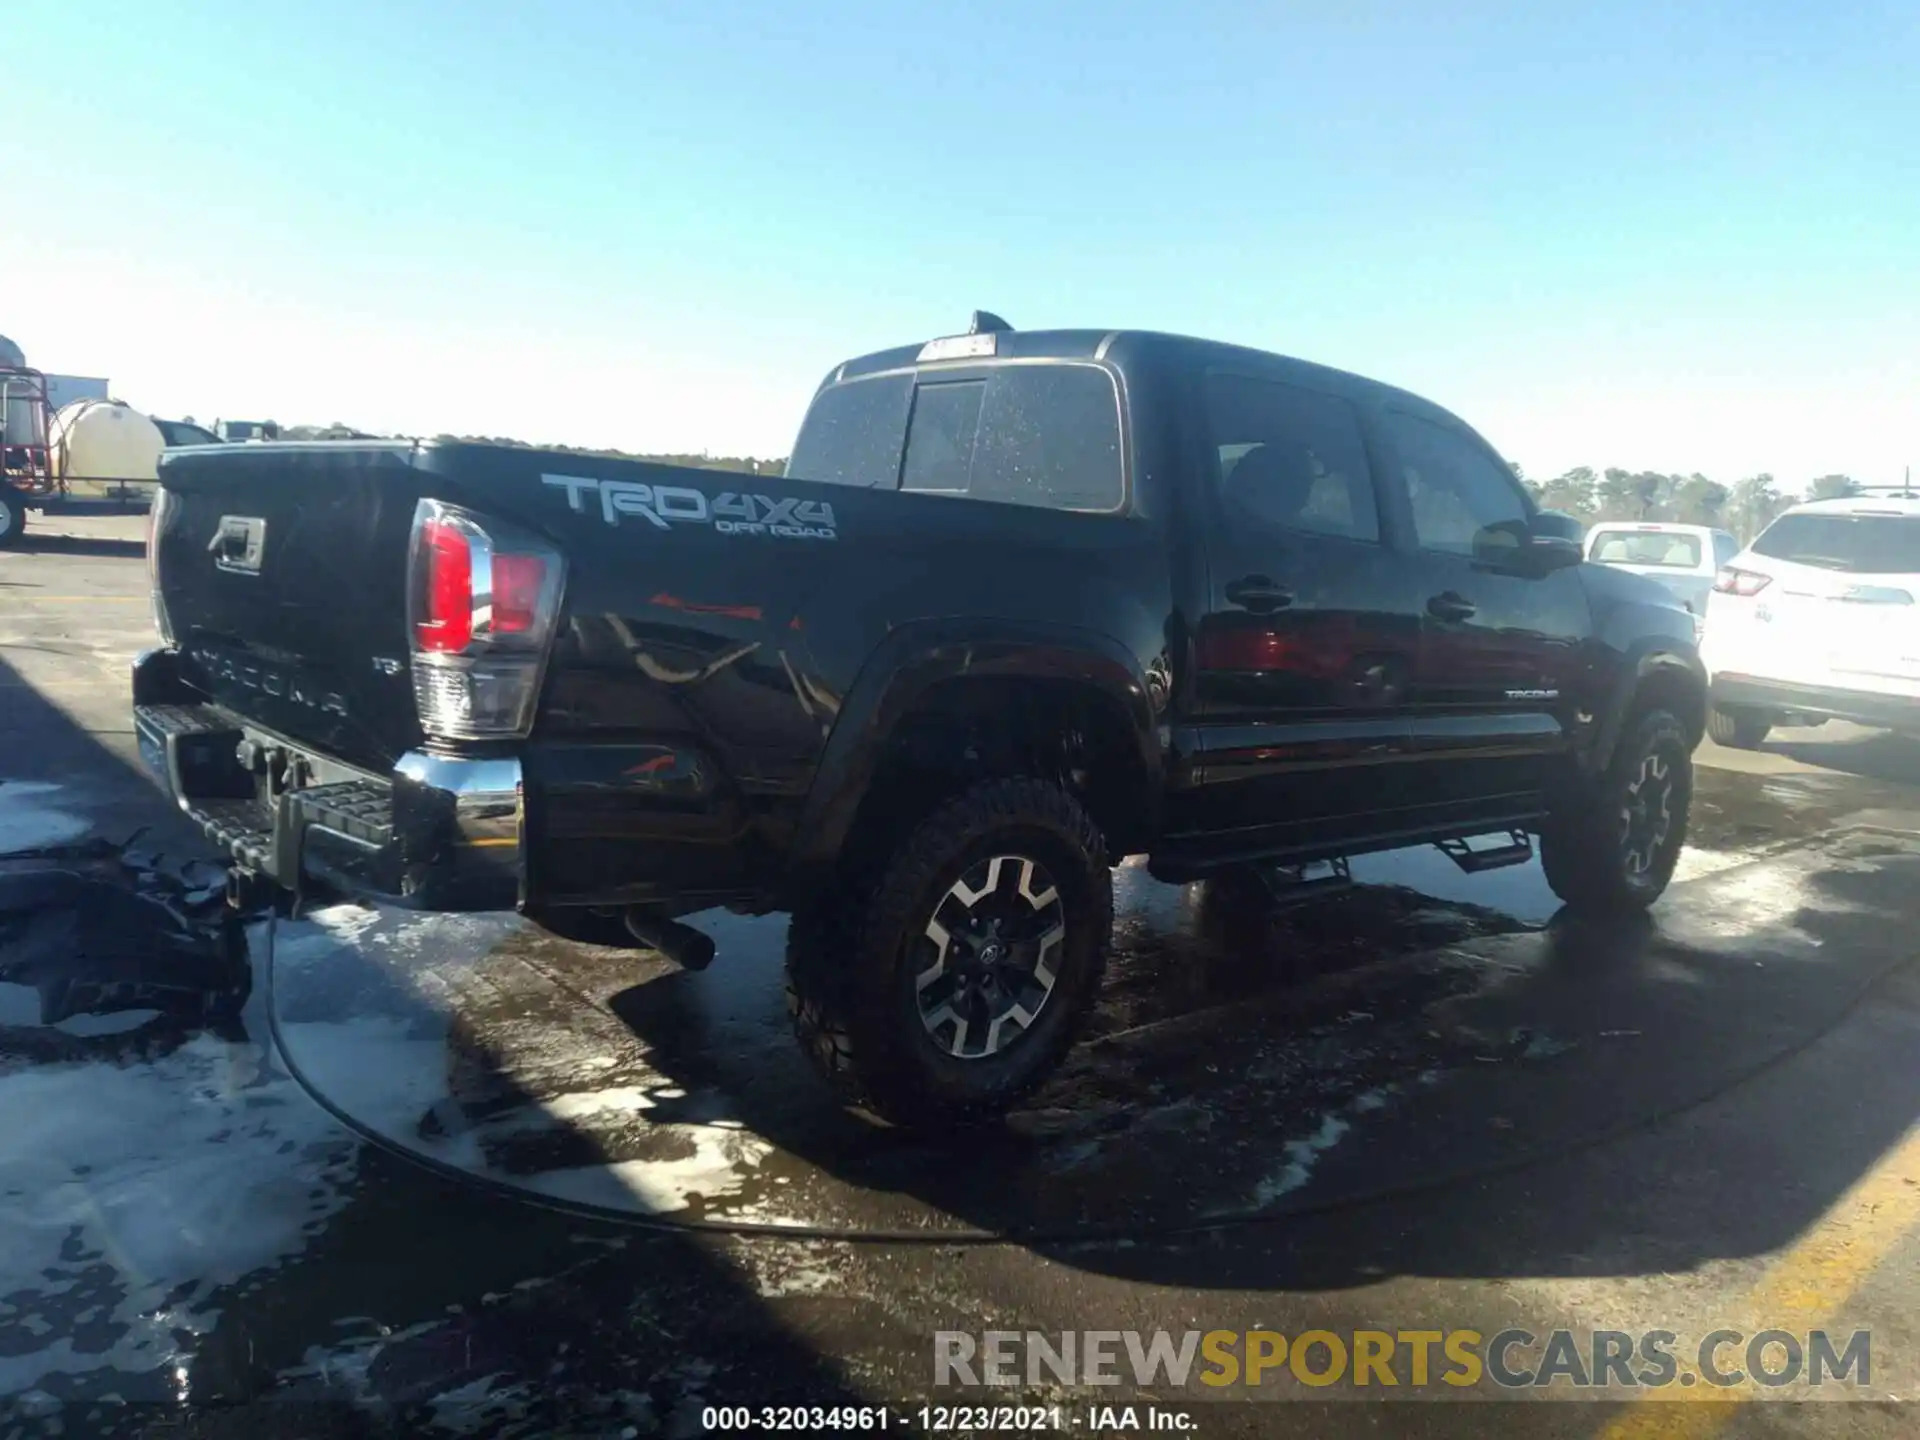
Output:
[266, 823, 1919, 1244]
[6, 518, 1920, 1437]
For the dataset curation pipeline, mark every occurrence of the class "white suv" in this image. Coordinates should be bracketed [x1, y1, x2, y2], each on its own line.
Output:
[1699, 495, 1920, 748]
[1585, 522, 1740, 641]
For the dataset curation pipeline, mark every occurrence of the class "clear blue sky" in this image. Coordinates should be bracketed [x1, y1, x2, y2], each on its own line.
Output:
[5, 0, 1913, 484]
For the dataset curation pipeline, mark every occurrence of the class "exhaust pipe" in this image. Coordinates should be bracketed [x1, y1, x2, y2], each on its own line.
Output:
[623, 909, 717, 972]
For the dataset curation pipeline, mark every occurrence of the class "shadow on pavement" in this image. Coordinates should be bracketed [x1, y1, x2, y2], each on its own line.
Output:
[1767, 728, 1920, 788]
[8, 533, 148, 560]
[637, 827, 1920, 1269]
[0, 651, 875, 1431]
[268, 772, 1920, 1303]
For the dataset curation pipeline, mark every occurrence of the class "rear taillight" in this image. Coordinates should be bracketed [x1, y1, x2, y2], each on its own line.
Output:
[1713, 565, 1772, 597]
[147, 488, 176, 644]
[406, 499, 565, 739]
[415, 516, 475, 653]
[490, 554, 546, 634]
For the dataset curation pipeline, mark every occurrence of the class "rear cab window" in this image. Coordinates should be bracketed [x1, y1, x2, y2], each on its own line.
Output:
[784, 373, 913, 488]
[786, 363, 1125, 512]
[1751, 512, 1920, 574]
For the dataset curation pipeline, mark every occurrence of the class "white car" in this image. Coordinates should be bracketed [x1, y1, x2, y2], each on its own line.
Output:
[1584, 522, 1740, 640]
[1698, 495, 1920, 748]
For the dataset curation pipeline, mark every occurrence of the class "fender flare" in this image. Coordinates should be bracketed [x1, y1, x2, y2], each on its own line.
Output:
[1589, 642, 1708, 775]
[784, 618, 1163, 884]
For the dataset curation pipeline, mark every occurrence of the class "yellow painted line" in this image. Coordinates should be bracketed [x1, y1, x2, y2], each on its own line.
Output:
[459, 837, 519, 848]
[1599, 1121, 1920, 1435]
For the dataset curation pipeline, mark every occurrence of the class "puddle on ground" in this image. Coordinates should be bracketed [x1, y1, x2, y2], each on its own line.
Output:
[0, 813, 352, 1407]
[5, 762, 1912, 1415]
[267, 824, 1920, 1240]
[0, 781, 92, 855]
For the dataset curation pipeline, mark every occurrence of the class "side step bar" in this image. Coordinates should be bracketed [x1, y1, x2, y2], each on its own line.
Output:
[1252, 855, 1353, 906]
[1435, 829, 1535, 874]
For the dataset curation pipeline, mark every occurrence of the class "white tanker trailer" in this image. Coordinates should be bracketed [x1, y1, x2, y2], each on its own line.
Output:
[0, 333, 179, 547]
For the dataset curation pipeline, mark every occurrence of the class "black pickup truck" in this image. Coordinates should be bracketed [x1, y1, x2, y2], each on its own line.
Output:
[134, 316, 1705, 1125]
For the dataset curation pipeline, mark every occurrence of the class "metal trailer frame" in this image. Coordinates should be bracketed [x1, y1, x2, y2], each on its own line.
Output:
[0, 366, 157, 530]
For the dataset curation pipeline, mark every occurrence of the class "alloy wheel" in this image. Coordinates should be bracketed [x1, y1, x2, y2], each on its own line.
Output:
[913, 854, 1067, 1060]
[1619, 749, 1676, 877]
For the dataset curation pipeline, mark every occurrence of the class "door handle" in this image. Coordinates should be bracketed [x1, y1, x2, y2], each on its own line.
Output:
[1427, 592, 1476, 622]
[1225, 576, 1295, 614]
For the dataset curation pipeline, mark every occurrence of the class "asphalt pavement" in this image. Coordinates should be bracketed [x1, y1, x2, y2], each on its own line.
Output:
[5, 515, 1920, 1438]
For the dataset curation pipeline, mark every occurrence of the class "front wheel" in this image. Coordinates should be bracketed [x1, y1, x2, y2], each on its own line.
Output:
[785, 777, 1112, 1128]
[0, 486, 26, 549]
[1541, 708, 1693, 913]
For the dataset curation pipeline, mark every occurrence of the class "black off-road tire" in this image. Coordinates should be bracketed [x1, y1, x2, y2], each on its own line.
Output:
[0, 486, 26, 549]
[1705, 705, 1772, 750]
[1541, 707, 1693, 913]
[784, 777, 1112, 1129]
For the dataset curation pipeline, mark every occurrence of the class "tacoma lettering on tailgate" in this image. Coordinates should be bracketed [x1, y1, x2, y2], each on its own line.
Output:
[190, 646, 349, 717]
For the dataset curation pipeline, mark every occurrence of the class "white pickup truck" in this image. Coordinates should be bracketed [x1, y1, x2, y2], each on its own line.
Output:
[1584, 522, 1741, 641]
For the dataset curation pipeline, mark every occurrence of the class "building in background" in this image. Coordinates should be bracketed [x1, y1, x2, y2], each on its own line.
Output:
[45, 374, 110, 411]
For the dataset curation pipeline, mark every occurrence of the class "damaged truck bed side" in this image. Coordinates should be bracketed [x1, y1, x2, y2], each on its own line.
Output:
[134, 318, 1705, 1125]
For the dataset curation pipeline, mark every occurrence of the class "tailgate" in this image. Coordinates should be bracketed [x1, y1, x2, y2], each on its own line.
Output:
[1823, 582, 1920, 684]
[154, 443, 426, 772]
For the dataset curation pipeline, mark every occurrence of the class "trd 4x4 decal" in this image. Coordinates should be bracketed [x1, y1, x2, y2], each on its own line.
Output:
[542, 474, 837, 540]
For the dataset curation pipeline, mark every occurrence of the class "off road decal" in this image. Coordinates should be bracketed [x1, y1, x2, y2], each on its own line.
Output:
[541, 475, 837, 540]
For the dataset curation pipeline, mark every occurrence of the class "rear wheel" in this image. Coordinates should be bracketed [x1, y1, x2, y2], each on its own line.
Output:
[0, 486, 26, 549]
[785, 777, 1112, 1128]
[1705, 705, 1772, 749]
[1541, 708, 1693, 913]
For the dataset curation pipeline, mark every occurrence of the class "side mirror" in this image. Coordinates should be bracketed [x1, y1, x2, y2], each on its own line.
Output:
[1527, 509, 1586, 570]
[1472, 511, 1585, 575]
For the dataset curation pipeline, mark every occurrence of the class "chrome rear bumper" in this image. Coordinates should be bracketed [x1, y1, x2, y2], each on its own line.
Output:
[133, 648, 523, 911]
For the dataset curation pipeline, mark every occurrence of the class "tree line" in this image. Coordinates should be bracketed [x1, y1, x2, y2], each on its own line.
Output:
[240, 420, 791, 477]
[1507, 466, 1875, 543]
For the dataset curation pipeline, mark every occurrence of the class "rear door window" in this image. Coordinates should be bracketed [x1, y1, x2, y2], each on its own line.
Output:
[1751, 513, 1920, 574]
[1203, 374, 1379, 542]
[901, 363, 1124, 511]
